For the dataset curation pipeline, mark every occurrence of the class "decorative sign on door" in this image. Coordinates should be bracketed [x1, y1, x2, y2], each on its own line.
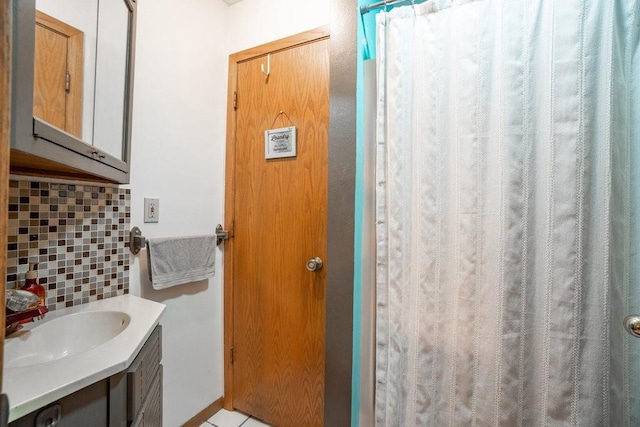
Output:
[265, 126, 296, 159]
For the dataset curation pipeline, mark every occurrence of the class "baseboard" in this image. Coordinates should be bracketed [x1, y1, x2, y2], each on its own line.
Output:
[182, 397, 224, 427]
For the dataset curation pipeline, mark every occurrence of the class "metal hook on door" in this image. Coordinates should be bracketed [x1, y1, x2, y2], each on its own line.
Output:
[261, 54, 271, 78]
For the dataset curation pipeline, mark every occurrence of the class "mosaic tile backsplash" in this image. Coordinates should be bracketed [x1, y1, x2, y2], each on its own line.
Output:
[6, 179, 130, 311]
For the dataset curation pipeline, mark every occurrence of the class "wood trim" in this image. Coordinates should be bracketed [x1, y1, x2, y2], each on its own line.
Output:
[34, 10, 81, 36]
[222, 25, 330, 411]
[181, 397, 223, 427]
[229, 26, 330, 64]
[222, 51, 237, 411]
[0, 0, 12, 391]
[9, 150, 116, 184]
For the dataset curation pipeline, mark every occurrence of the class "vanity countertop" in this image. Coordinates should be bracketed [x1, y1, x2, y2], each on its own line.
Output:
[3, 294, 166, 422]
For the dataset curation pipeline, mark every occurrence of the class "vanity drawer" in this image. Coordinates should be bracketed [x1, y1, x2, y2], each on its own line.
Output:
[130, 366, 162, 427]
[127, 324, 162, 422]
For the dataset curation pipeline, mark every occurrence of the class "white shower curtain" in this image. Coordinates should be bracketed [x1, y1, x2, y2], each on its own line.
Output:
[375, 0, 640, 426]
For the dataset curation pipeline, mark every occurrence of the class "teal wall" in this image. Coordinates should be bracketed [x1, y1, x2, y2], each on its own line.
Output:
[352, 2, 377, 427]
[352, 2, 416, 425]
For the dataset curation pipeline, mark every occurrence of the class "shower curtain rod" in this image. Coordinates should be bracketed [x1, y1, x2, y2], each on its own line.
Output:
[360, 0, 426, 15]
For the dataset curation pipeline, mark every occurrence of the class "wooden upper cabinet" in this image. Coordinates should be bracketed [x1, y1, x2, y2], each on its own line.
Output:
[33, 11, 83, 139]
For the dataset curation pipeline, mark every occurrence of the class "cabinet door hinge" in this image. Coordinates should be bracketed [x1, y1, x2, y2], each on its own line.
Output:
[230, 219, 235, 238]
[65, 71, 71, 92]
[233, 91, 237, 110]
[230, 346, 235, 364]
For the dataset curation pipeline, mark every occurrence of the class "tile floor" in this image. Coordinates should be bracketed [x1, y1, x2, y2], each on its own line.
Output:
[201, 409, 272, 427]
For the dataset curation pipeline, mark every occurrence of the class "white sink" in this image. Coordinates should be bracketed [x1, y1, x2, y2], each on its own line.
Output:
[4, 295, 165, 423]
[5, 310, 131, 369]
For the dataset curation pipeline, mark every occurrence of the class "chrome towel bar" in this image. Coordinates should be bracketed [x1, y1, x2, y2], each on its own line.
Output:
[215, 224, 229, 246]
[129, 226, 147, 255]
[130, 224, 229, 255]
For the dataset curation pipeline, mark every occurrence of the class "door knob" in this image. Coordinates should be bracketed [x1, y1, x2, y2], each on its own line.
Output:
[624, 315, 640, 337]
[306, 257, 323, 272]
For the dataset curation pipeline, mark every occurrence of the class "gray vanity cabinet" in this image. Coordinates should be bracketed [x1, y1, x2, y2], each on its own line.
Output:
[8, 379, 109, 427]
[9, 325, 162, 427]
[111, 324, 163, 427]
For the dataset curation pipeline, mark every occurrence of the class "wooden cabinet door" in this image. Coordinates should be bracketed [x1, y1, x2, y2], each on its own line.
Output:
[227, 32, 329, 427]
[33, 11, 83, 139]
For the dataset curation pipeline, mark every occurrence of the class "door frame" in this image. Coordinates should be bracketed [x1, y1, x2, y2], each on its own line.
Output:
[1, 0, 13, 388]
[223, 26, 330, 410]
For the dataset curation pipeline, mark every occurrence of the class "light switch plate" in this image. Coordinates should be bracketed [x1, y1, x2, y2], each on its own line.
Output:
[144, 198, 159, 223]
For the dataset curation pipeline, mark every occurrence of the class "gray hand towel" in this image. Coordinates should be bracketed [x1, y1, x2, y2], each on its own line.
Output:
[146, 235, 216, 290]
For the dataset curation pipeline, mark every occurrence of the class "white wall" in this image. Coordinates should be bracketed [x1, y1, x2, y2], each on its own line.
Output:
[226, 0, 330, 53]
[127, 0, 228, 425]
[128, 0, 329, 425]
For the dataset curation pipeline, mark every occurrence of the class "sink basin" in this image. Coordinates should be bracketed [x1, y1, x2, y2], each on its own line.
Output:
[3, 295, 166, 423]
[5, 310, 131, 369]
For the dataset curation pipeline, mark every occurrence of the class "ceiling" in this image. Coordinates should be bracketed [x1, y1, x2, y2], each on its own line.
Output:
[222, 0, 243, 5]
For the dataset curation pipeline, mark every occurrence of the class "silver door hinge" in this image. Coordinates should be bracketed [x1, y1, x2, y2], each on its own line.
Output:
[230, 347, 235, 364]
[233, 92, 237, 110]
[65, 71, 70, 92]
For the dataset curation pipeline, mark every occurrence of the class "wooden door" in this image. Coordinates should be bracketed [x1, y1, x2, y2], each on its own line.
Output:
[33, 11, 83, 138]
[224, 29, 329, 427]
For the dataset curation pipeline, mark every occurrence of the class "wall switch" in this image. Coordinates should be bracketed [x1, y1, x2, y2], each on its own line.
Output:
[144, 198, 159, 223]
